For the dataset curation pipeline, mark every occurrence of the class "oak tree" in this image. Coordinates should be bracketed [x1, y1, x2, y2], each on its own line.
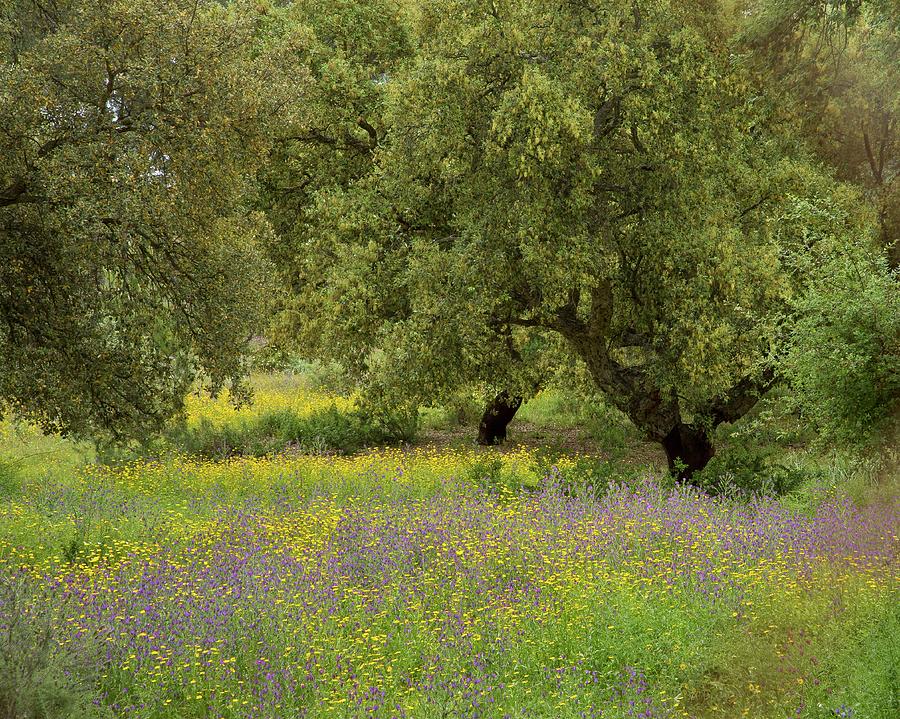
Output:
[292, 0, 872, 476]
[0, 0, 291, 441]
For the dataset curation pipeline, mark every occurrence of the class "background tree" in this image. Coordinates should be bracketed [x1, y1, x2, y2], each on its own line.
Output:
[734, 0, 900, 437]
[782, 240, 899, 444]
[0, 0, 293, 442]
[739, 0, 899, 264]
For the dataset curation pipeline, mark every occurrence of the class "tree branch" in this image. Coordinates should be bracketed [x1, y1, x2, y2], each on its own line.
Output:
[0, 177, 42, 207]
[708, 368, 776, 426]
[863, 128, 883, 185]
[739, 193, 773, 217]
[587, 280, 612, 339]
[356, 116, 378, 148]
[630, 125, 646, 153]
[508, 316, 546, 329]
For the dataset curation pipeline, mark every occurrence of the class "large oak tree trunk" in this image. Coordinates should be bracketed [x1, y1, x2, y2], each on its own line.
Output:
[477, 390, 523, 445]
[661, 423, 715, 481]
[561, 329, 760, 484]
[545, 284, 773, 485]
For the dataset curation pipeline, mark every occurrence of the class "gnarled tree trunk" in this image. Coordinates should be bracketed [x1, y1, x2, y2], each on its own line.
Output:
[511, 283, 774, 484]
[556, 317, 771, 484]
[661, 423, 715, 480]
[477, 390, 522, 445]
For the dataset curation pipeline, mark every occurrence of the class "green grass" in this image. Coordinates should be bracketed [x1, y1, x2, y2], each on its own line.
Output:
[0, 421, 92, 483]
[518, 391, 639, 452]
[163, 404, 395, 458]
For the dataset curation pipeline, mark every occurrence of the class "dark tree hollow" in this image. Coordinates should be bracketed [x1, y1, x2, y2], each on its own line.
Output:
[477, 391, 523, 446]
[661, 423, 715, 481]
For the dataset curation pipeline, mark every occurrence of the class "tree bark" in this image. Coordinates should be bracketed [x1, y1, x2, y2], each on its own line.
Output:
[661, 423, 715, 481]
[559, 326, 768, 482]
[530, 291, 773, 484]
[477, 390, 522, 445]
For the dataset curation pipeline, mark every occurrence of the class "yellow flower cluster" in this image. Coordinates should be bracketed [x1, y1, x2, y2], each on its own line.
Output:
[183, 377, 355, 429]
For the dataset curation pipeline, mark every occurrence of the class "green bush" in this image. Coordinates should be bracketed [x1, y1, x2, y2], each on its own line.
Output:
[0, 577, 109, 719]
[357, 402, 419, 444]
[290, 360, 353, 396]
[166, 403, 410, 458]
[533, 450, 639, 496]
[782, 251, 900, 445]
[580, 402, 638, 454]
[694, 444, 817, 497]
[466, 455, 509, 495]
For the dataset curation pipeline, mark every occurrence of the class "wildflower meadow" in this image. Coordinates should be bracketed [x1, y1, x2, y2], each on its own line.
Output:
[1, 379, 896, 719]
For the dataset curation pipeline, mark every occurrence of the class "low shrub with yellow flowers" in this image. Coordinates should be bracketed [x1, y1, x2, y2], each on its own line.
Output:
[169, 378, 367, 458]
[182, 380, 356, 431]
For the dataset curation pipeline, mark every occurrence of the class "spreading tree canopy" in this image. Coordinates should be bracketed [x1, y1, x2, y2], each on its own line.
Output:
[285, 0, 874, 476]
[261, 0, 557, 441]
[0, 0, 293, 441]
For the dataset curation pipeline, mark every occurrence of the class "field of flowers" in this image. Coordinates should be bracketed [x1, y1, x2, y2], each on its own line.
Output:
[0, 379, 897, 719]
[181, 374, 356, 431]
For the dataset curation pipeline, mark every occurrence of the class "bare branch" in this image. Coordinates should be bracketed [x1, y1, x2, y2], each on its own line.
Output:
[863, 128, 883, 185]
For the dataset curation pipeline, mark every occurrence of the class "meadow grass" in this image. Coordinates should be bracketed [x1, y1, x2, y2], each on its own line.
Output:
[0, 377, 896, 719]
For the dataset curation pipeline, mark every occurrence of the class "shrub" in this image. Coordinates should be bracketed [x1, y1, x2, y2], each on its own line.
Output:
[467, 455, 508, 495]
[0, 576, 109, 719]
[533, 450, 640, 496]
[781, 251, 900, 445]
[694, 444, 816, 497]
[166, 403, 411, 458]
[290, 360, 353, 396]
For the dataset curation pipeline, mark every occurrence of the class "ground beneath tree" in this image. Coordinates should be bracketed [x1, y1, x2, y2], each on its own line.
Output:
[414, 421, 669, 470]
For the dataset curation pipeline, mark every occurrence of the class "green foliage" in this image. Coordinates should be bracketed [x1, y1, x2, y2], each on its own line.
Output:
[540, 452, 643, 496]
[781, 245, 900, 445]
[259, 0, 417, 364]
[167, 404, 409, 458]
[693, 443, 816, 497]
[804, 592, 900, 719]
[466, 455, 511, 496]
[0, 577, 109, 719]
[520, 390, 638, 454]
[739, 0, 900, 263]
[262, 0, 879, 475]
[0, 457, 19, 498]
[466, 446, 643, 500]
[0, 0, 293, 444]
[290, 360, 355, 397]
[251, 353, 354, 397]
[441, 389, 485, 427]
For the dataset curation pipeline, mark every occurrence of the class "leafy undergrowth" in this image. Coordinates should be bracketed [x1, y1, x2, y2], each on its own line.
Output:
[152, 373, 414, 458]
[166, 405, 398, 458]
